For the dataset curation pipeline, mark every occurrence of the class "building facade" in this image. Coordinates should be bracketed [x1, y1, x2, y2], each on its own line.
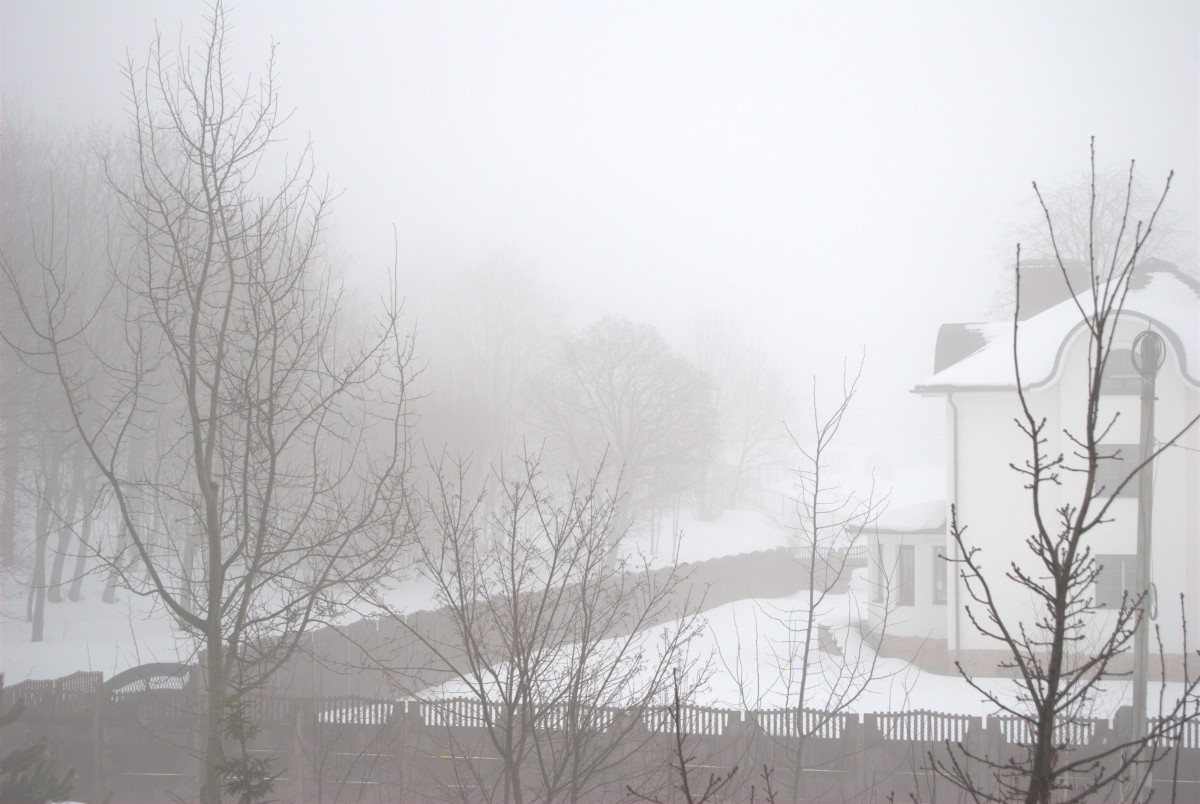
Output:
[873, 260, 1200, 674]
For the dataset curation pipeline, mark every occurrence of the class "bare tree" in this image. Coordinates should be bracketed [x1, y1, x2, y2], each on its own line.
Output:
[528, 316, 715, 552]
[414, 259, 563, 464]
[626, 669, 739, 804]
[991, 165, 1197, 319]
[1, 116, 125, 638]
[782, 364, 896, 802]
[935, 142, 1200, 804]
[692, 313, 795, 516]
[717, 362, 898, 803]
[371, 451, 704, 804]
[2, 5, 415, 803]
[1013, 166, 1194, 275]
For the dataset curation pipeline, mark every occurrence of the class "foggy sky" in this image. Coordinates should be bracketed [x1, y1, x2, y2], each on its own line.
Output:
[4, 0, 1197, 480]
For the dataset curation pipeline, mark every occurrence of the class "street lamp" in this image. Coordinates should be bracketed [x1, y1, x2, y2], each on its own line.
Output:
[1131, 328, 1165, 747]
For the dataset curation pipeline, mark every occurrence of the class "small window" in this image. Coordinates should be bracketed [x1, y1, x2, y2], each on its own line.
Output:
[933, 546, 947, 605]
[897, 545, 915, 607]
[1096, 554, 1137, 608]
[1095, 444, 1141, 498]
[871, 545, 884, 604]
[1101, 349, 1141, 395]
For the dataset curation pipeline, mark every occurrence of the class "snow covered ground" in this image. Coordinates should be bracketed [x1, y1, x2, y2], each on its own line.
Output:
[670, 591, 1150, 719]
[0, 506, 1161, 720]
[619, 508, 793, 568]
[413, 584, 1147, 721]
[0, 571, 445, 685]
[0, 574, 188, 683]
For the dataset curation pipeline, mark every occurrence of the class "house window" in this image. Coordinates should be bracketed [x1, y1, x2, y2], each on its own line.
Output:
[1096, 554, 1137, 608]
[898, 545, 915, 607]
[871, 545, 884, 604]
[1095, 444, 1141, 498]
[933, 546, 947, 605]
[1101, 349, 1141, 395]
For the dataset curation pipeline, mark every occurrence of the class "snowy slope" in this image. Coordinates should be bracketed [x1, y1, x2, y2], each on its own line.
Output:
[1, 507, 1162, 719]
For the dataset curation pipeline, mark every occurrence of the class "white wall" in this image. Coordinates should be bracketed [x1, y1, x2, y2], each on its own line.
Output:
[868, 530, 947, 639]
[948, 318, 1199, 655]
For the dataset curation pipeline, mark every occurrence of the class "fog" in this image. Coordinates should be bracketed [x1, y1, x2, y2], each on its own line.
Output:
[6, 0, 1196, 473]
[2, 3, 1199, 801]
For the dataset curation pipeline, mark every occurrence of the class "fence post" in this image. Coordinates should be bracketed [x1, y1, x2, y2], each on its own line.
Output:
[981, 714, 1008, 776]
[842, 713, 873, 797]
[960, 715, 985, 758]
[388, 699, 420, 799]
[613, 707, 652, 797]
[718, 710, 757, 788]
[290, 698, 313, 804]
[91, 683, 104, 803]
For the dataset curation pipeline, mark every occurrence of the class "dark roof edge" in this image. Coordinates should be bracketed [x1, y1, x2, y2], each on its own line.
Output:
[911, 384, 1014, 396]
[913, 311, 1200, 395]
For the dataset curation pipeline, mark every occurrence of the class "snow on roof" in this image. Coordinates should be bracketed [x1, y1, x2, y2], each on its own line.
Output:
[914, 266, 1200, 394]
[875, 499, 945, 533]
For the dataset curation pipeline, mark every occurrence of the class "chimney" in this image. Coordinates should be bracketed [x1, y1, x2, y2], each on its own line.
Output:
[1017, 259, 1091, 319]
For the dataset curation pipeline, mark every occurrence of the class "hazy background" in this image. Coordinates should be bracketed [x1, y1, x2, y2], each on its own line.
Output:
[4, 0, 1197, 481]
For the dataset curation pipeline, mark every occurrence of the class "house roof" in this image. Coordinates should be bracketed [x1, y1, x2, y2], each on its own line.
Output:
[875, 499, 946, 534]
[914, 261, 1200, 394]
[932, 322, 1008, 373]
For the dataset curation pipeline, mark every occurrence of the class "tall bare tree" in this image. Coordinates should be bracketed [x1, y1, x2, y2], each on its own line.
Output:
[781, 364, 896, 802]
[1, 116, 127, 639]
[935, 142, 1200, 804]
[3, 5, 415, 802]
[373, 451, 704, 804]
[528, 316, 715, 550]
[992, 165, 1197, 319]
[716, 362, 898, 803]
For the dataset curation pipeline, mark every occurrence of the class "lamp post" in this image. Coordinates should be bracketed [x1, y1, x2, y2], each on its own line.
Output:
[1131, 329, 1164, 746]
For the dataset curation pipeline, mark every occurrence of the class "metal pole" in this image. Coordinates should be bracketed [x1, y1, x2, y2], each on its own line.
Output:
[1131, 330, 1164, 746]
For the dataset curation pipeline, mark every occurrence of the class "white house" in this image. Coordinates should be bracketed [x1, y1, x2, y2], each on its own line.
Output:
[873, 259, 1200, 675]
[866, 499, 946, 640]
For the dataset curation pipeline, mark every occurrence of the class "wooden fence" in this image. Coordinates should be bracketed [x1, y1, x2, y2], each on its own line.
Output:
[3, 673, 1199, 804]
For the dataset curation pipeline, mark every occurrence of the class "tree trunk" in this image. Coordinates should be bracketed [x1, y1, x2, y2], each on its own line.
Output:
[791, 734, 808, 803]
[201, 623, 227, 804]
[29, 450, 62, 642]
[67, 498, 92, 601]
[102, 524, 123, 604]
[47, 456, 83, 602]
[0, 423, 20, 563]
[200, 475, 227, 804]
[104, 442, 144, 605]
[606, 495, 636, 570]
